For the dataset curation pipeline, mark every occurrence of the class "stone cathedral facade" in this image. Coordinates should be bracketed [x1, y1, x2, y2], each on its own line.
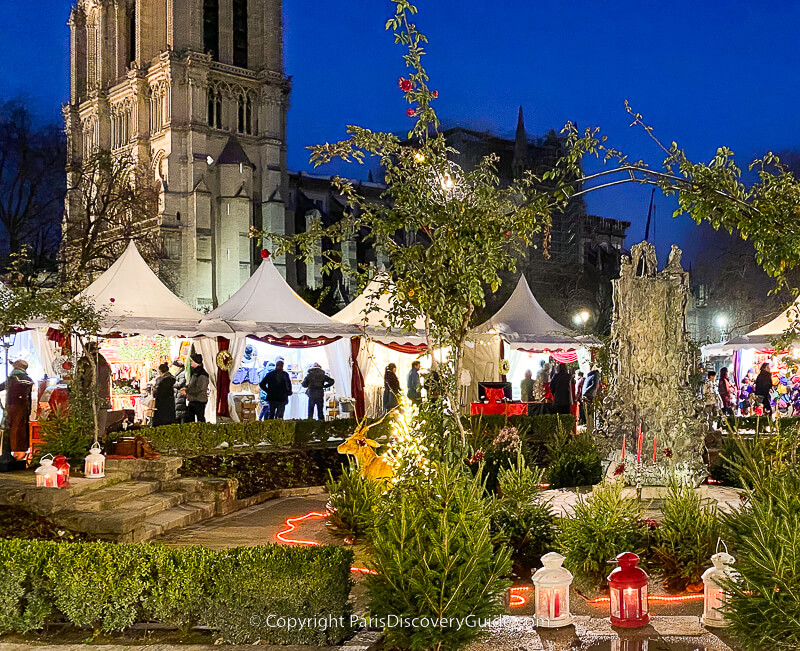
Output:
[63, 0, 291, 308]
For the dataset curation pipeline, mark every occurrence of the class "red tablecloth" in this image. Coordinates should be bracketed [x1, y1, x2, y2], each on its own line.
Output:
[470, 402, 529, 416]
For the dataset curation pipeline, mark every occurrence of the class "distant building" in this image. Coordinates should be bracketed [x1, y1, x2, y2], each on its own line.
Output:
[63, 0, 290, 309]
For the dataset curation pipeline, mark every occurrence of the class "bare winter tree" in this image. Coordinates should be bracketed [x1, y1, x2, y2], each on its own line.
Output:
[61, 149, 168, 287]
[0, 98, 65, 268]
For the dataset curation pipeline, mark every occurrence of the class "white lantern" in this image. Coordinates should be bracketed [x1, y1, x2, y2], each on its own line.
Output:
[84, 442, 106, 478]
[531, 551, 573, 628]
[35, 455, 59, 488]
[701, 551, 737, 628]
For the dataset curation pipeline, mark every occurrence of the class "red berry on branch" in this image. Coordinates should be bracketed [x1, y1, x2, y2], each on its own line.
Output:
[406, 108, 416, 117]
[505, 231, 511, 238]
[398, 77, 413, 92]
[432, 90, 439, 98]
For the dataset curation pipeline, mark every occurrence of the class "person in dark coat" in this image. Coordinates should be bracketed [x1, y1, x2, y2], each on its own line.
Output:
[754, 362, 773, 416]
[172, 360, 187, 423]
[76, 342, 112, 437]
[152, 363, 177, 427]
[581, 364, 601, 431]
[383, 363, 401, 413]
[302, 363, 334, 420]
[259, 359, 292, 419]
[182, 354, 209, 422]
[407, 361, 423, 404]
[0, 359, 33, 457]
[549, 363, 574, 415]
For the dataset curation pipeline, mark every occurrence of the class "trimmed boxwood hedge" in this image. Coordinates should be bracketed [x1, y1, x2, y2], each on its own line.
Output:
[0, 539, 353, 644]
[147, 414, 576, 459]
[180, 448, 345, 498]
[145, 418, 389, 453]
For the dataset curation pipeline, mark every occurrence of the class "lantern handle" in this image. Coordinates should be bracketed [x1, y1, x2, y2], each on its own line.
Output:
[40, 453, 54, 462]
[716, 538, 729, 555]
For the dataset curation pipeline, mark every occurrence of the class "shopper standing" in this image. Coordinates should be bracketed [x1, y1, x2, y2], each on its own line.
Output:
[754, 362, 774, 416]
[182, 354, 209, 422]
[172, 360, 187, 423]
[302, 363, 334, 420]
[152, 363, 177, 426]
[550, 363, 574, 415]
[260, 359, 292, 419]
[407, 360, 422, 405]
[383, 363, 401, 413]
[718, 367, 736, 417]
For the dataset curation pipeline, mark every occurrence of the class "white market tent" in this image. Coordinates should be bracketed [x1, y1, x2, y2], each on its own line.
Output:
[724, 297, 800, 349]
[471, 275, 580, 351]
[333, 273, 427, 343]
[197, 256, 358, 339]
[333, 274, 429, 418]
[194, 256, 359, 421]
[75, 241, 203, 337]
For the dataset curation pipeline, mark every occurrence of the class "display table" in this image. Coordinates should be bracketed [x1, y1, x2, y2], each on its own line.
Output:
[470, 402, 529, 417]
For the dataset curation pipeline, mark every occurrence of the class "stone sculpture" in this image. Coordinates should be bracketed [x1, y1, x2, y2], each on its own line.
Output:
[599, 241, 706, 486]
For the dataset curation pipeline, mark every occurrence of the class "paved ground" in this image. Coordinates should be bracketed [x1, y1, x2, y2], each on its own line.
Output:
[155, 495, 331, 548]
[539, 485, 744, 518]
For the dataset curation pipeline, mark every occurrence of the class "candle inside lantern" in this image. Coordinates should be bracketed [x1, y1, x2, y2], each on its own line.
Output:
[623, 587, 638, 619]
[553, 590, 560, 618]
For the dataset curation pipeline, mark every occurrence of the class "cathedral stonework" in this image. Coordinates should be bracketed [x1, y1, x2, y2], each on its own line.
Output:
[64, 0, 291, 308]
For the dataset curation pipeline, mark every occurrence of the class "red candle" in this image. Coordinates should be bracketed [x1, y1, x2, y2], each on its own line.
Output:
[622, 433, 626, 460]
[653, 435, 657, 462]
[553, 591, 560, 618]
[636, 425, 643, 464]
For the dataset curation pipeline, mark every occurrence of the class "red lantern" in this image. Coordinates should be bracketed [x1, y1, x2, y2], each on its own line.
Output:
[53, 455, 70, 488]
[608, 552, 649, 628]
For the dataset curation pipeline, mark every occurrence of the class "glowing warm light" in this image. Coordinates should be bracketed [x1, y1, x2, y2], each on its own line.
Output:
[275, 510, 378, 576]
[589, 593, 703, 604]
[440, 173, 455, 191]
[414, 151, 425, 162]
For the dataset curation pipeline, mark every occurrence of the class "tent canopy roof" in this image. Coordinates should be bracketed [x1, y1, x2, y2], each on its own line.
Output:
[725, 297, 800, 348]
[473, 276, 580, 350]
[333, 274, 426, 342]
[198, 257, 358, 338]
[77, 241, 203, 336]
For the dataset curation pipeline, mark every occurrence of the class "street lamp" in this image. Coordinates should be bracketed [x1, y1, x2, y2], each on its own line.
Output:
[715, 314, 729, 343]
[573, 310, 590, 335]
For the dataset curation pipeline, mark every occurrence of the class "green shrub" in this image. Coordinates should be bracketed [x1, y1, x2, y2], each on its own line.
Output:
[556, 482, 645, 593]
[545, 426, 603, 488]
[721, 415, 800, 434]
[491, 452, 554, 573]
[0, 540, 353, 643]
[367, 464, 511, 651]
[708, 435, 744, 488]
[36, 408, 92, 467]
[326, 463, 383, 539]
[0, 540, 56, 633]
[206, 545, 353, 645]
[147, 418, 390, 454]
[180, 448, 343, 498]
[721, 467, 800, 651]
[650, 483, 721, 589]
[46, 542, 155, 632]
[143, 546, 216, 630]
[465, 414, 576, 465]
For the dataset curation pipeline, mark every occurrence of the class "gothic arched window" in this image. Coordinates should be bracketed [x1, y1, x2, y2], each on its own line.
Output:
[203, 0, 219, 60]
[233, 0, 248, 68]
[237, 92, 255, 135]
[207, 87, 222, 129]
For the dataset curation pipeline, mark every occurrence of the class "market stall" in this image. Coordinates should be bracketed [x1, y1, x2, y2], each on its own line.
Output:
[466, 276, 584, 415]
[195, 253, 359, 421]
[721, 297, 800, 384]
[28, 241, 204, 425]
[333, 274, 429, 418]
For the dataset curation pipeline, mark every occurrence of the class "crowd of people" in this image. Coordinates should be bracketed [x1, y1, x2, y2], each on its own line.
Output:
[702, 361, 800, 418]
[517, 361, 601, 420]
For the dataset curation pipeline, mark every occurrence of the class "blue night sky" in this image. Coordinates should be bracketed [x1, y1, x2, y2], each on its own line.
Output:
[2, 0, 800, 263]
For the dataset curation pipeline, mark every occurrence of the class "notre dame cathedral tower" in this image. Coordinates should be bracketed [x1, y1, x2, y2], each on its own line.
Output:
[63, 0, 291, 308]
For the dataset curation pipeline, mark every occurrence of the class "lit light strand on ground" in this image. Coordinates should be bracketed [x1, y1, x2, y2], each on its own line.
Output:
[277, 511, 531, 597]
[588, 593, 704, 604]
[275, 510, 377, 575]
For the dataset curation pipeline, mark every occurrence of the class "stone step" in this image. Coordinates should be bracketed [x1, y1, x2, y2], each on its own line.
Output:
[138, 501, 217, 542]
[70, 480, 163, 512]
[55, 491, 192, 535]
